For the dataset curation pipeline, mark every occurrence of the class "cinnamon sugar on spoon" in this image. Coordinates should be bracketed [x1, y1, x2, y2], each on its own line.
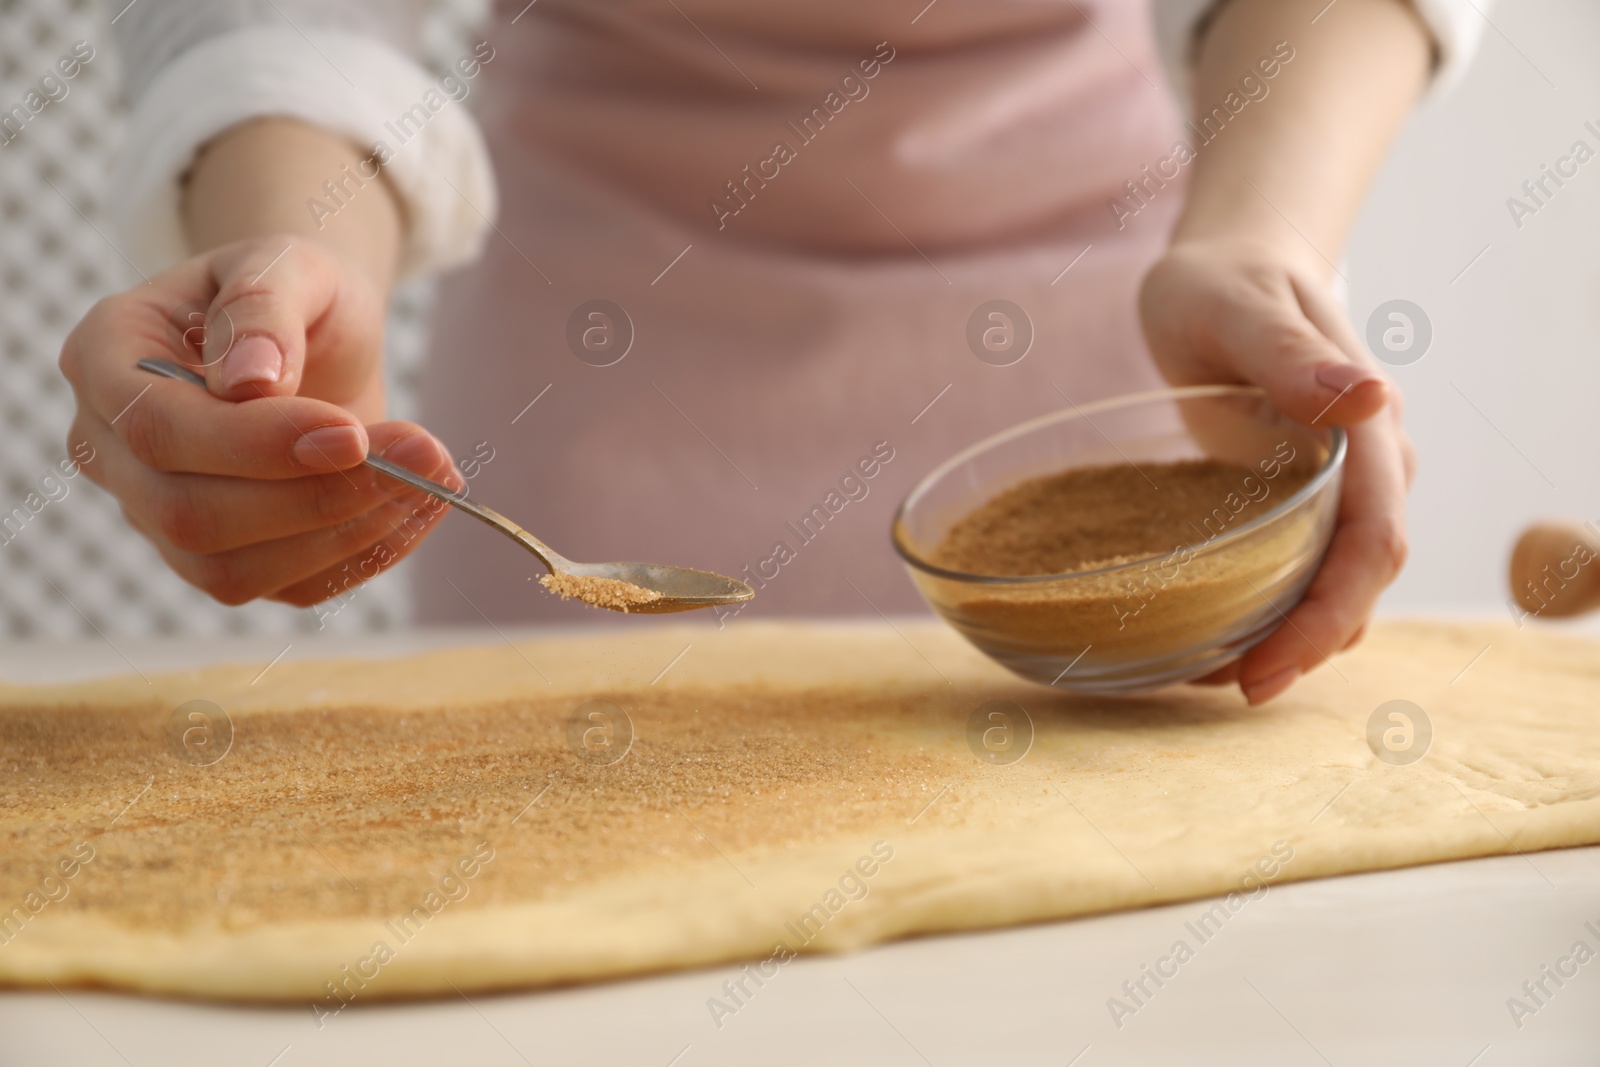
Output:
[539, 573, 663, 611]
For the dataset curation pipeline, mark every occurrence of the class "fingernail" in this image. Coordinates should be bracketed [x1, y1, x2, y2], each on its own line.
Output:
[1315, 363, 1381, 395]
[1244, 666, 1301, 706]
[379, 431, 448, 475]
[292, 425, 366, 470]
[220, 336, 283, 390]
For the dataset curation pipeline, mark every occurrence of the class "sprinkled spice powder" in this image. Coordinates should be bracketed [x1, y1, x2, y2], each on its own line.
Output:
[923, 456, 1321, 663]
[539, 573, 663, 611]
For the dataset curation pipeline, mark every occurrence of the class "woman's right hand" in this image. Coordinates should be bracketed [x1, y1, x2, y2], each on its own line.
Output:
[60, 235, 460, 610]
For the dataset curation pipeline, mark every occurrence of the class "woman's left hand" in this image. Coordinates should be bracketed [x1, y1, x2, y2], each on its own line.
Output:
[1139, 237, 1415, 704]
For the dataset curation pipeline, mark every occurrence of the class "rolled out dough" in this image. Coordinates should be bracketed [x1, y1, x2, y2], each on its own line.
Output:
[0, 619, 1597, 1003]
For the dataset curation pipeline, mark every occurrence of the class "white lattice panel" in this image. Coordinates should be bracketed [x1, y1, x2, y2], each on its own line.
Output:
[0, 0, 484, 638]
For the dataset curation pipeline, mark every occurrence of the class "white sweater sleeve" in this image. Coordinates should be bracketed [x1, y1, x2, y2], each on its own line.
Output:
[1151, 0, 1489, 110]
[109, 1, 495, 280]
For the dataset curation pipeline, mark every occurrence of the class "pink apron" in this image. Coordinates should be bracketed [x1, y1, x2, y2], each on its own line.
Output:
[415, 0, 1184, 625]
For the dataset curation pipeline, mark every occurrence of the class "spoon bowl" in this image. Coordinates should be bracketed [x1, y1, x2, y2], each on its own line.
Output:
[559, 561, 755, 614]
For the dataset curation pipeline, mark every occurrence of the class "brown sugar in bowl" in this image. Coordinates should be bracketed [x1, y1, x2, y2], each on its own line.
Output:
[892, 386, 1344, 693]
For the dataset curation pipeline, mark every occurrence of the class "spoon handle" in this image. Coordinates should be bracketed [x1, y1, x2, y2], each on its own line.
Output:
[133, 358, 557, 569]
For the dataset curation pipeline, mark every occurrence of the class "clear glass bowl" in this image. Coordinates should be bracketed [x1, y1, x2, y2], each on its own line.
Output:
[892, 386, 1345, 693]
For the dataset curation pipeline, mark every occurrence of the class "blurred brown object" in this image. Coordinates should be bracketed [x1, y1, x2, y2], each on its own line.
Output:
[1509, 521, 1600, 621]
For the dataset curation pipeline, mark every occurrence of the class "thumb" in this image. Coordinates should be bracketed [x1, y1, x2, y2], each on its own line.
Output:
[197, 239, 371, 404]
[1223, 283, 1390, 428]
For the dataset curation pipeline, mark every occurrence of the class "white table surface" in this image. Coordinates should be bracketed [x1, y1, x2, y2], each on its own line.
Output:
[2, 627, 1597, 1066]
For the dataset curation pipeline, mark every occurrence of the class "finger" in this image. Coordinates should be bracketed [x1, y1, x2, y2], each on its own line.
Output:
[143, 484, 450, 606]
[67, 310, 368, 476]
[268, 499, 452, 608]
[1237, 414, 1409, 704]
[1341, 623, 1367, 652]
[80, 417, 453, 553]
[1209, 274, 1389, 428]
[1192, 662, 1241, 687]
[1391, 401, 1416, 488]
[1291, 280, 1417, 489]
[197, 239, 381, 405]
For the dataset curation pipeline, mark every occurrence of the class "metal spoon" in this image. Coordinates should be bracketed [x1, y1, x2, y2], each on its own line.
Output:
[136, 358, 755, 614]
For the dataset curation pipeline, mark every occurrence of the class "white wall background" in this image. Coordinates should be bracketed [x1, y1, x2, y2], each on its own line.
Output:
[1349, 0, 1600, 616]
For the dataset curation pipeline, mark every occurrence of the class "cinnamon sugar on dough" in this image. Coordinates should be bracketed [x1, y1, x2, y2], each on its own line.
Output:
[1, 620, 1599, 1002]
[539, 572, 662, 610]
